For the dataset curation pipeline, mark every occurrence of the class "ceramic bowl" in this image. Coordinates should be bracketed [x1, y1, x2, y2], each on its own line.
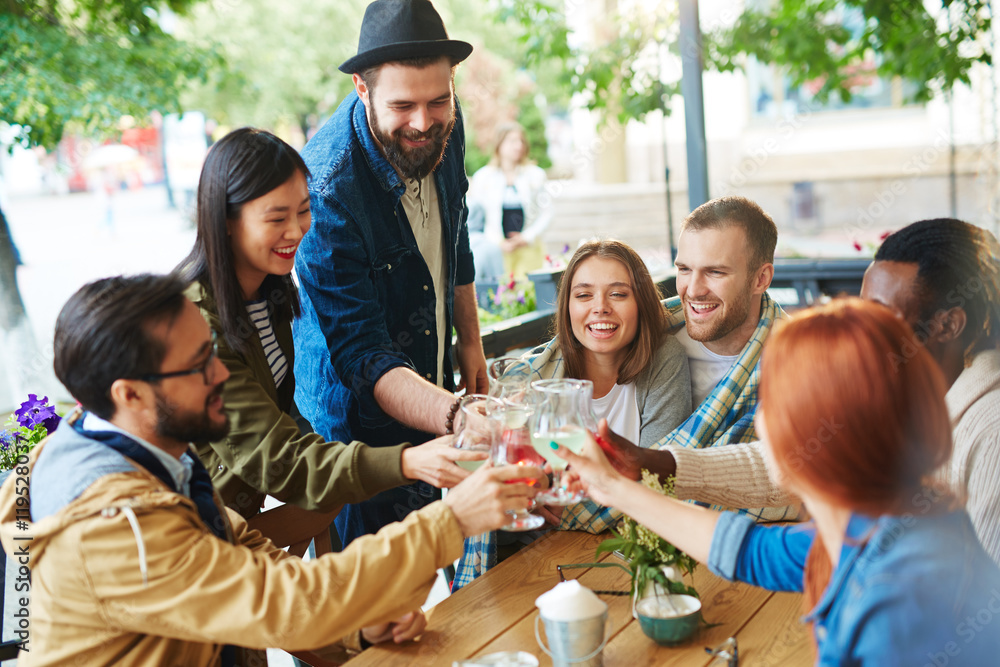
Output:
[635, 594, 701, 646]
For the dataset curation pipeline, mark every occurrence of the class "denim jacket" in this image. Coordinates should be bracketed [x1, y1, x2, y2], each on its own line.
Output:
[709, 508, 1000, 665]
[294, 91, 473, 545]
[294, 90, 473, 450]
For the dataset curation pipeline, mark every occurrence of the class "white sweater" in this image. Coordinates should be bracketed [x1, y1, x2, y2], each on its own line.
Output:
[943, 348, 1000, 563]
[670, 349, 1000, 564]
[467, 164, 552, 245]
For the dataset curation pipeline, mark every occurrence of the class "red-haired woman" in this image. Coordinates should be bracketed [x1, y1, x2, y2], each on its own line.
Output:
[557, 299, 1000, 663]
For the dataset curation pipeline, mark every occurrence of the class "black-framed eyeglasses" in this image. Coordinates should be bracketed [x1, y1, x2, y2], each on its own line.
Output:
[132, 331, 219, 386]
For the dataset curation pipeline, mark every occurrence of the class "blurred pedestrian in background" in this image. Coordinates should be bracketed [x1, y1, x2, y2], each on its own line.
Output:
[469, 122, 552, 279]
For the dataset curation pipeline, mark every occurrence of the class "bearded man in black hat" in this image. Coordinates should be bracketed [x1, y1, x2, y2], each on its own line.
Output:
[295, 0, 489, 547]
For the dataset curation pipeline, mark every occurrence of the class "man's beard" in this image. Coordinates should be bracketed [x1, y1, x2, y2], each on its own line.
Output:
[154, 385, 230, 445]
[370, 105, 455, 180]
[685, 279, 756, 344]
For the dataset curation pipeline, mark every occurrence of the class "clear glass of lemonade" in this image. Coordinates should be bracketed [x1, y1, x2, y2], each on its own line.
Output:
[529, 379, 591, 505]
[453, 394, 503, 471]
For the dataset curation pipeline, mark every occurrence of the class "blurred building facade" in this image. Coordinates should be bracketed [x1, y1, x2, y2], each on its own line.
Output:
[541, 0, 1000, 257]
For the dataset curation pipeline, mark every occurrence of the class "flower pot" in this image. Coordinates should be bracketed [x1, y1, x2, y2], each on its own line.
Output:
[527, 267, 563, 310]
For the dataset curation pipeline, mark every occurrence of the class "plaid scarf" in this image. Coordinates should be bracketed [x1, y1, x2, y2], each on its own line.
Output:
[452, 293, 788, 591]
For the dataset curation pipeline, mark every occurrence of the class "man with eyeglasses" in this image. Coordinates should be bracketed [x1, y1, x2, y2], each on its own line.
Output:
[0, 273, 541, 666]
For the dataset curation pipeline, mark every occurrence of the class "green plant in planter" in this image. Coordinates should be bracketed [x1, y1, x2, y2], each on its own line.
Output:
[477, 278, 537, 326]
[1, 394, 61, 471]
[595, 471, 698, 602]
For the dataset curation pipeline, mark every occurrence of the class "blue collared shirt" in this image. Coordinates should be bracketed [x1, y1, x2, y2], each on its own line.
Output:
[709, 508, 1000, 665]
[82, 413, 194, 498]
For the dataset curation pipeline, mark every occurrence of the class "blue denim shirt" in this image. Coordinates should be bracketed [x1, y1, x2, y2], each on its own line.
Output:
[294, 90, 473, 544]
[709, 509, 1000, 665]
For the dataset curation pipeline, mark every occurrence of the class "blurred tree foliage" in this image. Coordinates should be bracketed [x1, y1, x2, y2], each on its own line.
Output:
[176, 0, 366, 139]
[708, 0, 992, 104]
[497, 0, 992, 124]
[494, 0, 676, 125]
[518, 94, 552, 169]
[0, 0, 214, 149]
[0, 0, 214, 400]
[177, 0, 555, 163]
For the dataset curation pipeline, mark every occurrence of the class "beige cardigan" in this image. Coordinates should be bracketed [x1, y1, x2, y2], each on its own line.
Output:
[669, 349, 1000, 564]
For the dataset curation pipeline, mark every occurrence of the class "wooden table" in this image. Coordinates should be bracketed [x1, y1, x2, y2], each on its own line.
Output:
[352, 530, 813, 666]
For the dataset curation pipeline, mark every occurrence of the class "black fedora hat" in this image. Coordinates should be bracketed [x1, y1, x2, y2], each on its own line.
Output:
[339, 0, 473, 74]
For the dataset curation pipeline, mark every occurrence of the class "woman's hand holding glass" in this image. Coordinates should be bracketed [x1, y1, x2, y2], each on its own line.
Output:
[547, 427, 630, 509]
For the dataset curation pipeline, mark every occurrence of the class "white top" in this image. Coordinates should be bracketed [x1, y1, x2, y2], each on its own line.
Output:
[245, 299, 288, 388]
[501, 184, 522, 209]
[675, 326, 739, 408]
[467, 164, 553, 245]
[591, 382, 640, 445]
[83, 412, 193, 498]
[401, 173, 447, 386]
[943, 348, 1000, 564]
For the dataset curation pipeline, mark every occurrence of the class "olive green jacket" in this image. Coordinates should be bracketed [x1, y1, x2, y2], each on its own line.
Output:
[186, 282, 410, 519]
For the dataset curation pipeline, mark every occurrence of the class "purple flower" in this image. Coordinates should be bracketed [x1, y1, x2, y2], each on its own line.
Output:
[562, 243, 570, 254]
[0, 430, 14, 451]
[517, 293, 526, 305]
[15, 394, 60, 432]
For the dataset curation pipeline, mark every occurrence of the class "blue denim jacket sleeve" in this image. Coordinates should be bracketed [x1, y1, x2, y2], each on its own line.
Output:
[451, 100, 474, 287]
[455, 203, 474, 286]
[295, 193, 412, 425]
[708, 511, 813, 593]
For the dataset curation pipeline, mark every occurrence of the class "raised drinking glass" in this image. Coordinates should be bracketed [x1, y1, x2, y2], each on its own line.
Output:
[490, 359, 546, 531]
[453, 394, 502, 472]
[493, 399, 546, 531]
[529, 379, 590, 505]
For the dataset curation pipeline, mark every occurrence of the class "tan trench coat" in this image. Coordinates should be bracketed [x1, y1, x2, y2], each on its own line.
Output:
[0, 425, 463, 666]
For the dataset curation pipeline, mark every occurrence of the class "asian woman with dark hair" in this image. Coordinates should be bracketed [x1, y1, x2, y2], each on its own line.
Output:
[178, 127, 479, 549]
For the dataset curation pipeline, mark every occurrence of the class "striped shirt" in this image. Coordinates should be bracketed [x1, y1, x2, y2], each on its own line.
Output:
[245, 300, 288, 388]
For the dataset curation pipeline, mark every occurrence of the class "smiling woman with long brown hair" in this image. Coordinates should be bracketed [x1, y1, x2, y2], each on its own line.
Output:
[558, 298, 1000, 664]
[452, 239, 692, 590]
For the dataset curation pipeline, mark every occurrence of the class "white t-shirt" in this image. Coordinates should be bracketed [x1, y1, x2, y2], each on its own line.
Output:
[675, 327, 739, 408]
[591, 382, 640, 445]
[401, 173, 447, 386]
